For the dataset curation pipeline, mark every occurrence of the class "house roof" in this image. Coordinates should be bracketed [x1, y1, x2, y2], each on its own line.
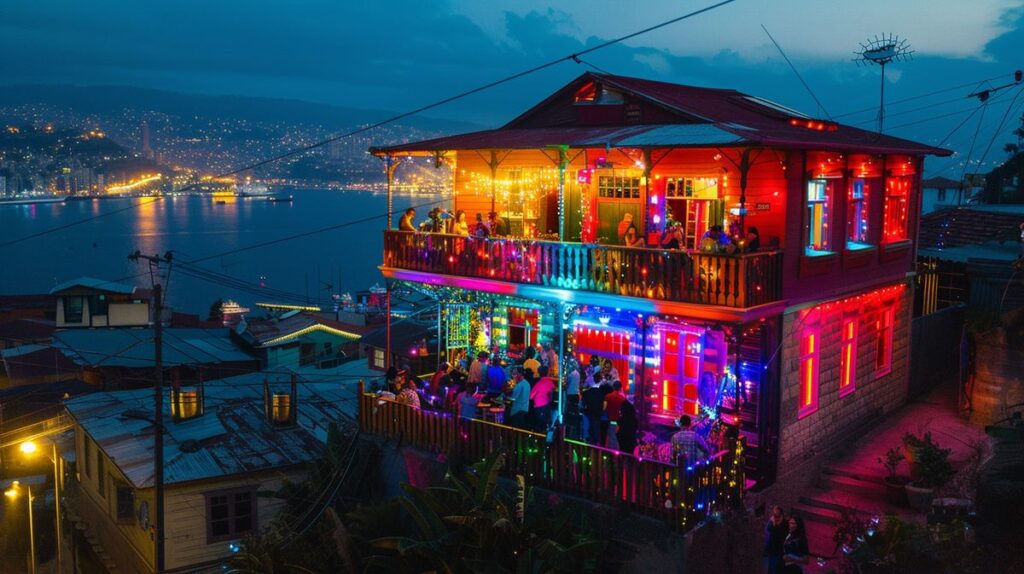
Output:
[921, 176, 962, 189]
[50, 277, 138, 295]
[0, 318, 55, 341]
[371, 72, 950, 157]
[238, 313, 367, 348]
[1, 344, 80, 379]
[64, 370, 355, 488]
[52, 327, 254, 368]
[359, 320, 432, 350]
[918, 206, 1024, 252]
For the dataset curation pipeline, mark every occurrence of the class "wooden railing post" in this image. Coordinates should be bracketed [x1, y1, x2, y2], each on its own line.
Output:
[357, 379, 365, 432]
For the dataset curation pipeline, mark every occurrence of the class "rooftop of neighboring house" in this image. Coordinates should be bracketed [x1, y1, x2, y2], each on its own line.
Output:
[0, 317, 56, 342]
[64, 370, 355, 488]
[921, 176, 962, 189]
[918, 205, 1024, 254]
[372, 72, 951, 157]
[52, 327, 254, 368]
[359, 319, 433, 351]
[236, 311, 371, 348]
[49, 276, 140, 295]
[1, 343, 80, 380]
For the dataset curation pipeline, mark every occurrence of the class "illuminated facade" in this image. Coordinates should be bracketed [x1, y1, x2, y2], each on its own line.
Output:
[371, 72, 949, 487]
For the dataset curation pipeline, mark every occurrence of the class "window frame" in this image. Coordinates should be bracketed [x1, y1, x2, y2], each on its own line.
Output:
[882, 176, 912, 243]
[63, 296, 84, 323]
[96, 452, 106, 498]
[373, 348, 385, 369]
[84, 437, 93, 478]
[846, 178, 871, 248]
[116, 485, 135, 523]
[798, 329, 820, 419]
[805, 178, 834, 255]
[89, 294, 109, 316]
[205, 487, 257, 543]
[874, 308, 894, 377]
[839, 319, 858, 397]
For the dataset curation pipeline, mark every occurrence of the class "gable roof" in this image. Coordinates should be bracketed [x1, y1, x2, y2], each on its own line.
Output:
[50, 277, 138, 295]
[918, 205, 1024, 251]
[52, 327, 253, 368]
[371, 72, 950, 157]
[921, 176, 962, 189]
[238, 313, 366, 347]
[64, 370, 355, 487]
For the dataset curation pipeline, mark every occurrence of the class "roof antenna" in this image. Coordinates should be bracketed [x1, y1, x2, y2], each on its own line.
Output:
[761, 24, 832, 120]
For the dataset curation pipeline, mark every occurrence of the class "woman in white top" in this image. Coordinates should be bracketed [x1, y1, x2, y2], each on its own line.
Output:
[452, 210, 470, 235]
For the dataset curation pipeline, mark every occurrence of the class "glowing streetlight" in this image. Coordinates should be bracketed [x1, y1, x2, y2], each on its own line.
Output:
[19, 440, 38, 455]
[19, 439, 61, 574]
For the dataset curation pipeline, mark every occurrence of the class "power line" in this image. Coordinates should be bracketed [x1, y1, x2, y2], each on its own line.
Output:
[0, 0, 737, 251]
[761, 24, 831, 119]
[833, 73, 1015, 119]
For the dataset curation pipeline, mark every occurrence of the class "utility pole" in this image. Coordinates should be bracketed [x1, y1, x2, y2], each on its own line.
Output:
[129, 250, 173, 573]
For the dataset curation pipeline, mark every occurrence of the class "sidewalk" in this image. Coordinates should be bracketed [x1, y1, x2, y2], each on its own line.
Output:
[795, 382, 987, 570]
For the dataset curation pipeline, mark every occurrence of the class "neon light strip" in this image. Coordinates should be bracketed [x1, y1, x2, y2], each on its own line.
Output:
[255, 303, 322, 312]
[263, 324, 362, 346]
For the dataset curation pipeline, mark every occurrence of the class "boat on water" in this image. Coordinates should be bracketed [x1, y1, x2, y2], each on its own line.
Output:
[0, 196, 66, 206]
[267, 192, 293, 202]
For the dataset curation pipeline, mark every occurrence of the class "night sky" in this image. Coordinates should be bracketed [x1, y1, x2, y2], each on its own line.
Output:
[2, 0, 1023, 176]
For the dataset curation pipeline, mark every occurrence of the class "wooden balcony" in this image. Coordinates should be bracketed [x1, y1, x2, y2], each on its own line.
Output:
[358, 385, 744, 531]
[384, 231, 783, 308]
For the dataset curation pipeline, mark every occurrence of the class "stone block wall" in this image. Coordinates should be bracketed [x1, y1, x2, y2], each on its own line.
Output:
[773, 280, 913, 494]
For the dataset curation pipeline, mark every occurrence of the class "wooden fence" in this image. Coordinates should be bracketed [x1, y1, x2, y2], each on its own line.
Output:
[359, 384, 744, 531]
[384, 231, 782, 308]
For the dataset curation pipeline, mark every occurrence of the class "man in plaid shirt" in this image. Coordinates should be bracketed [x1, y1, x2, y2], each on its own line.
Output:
[670, 415, 710, 464]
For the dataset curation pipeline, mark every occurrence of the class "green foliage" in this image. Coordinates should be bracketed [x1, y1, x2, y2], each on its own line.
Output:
[902, 432, 954, 489]
[208, 298, 224, 322]
[877, 447, 904, 480]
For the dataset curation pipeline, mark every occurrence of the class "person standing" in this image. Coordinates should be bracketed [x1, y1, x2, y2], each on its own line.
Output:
[670, 415, 710, 464]
[542, 341, 559, 379]
[604, 381, 626, 436]
[452, 210, 470, 235]
[457, 383, 479, 421]
[485, 357, 507, 398]
[468, 351, 487, 386]
[782, 516, 809, 574]
[564, 360, 581, 412]
[530, 365, 556, 431]
[522, 346, 541, 380]
[763, 505, 788, 574]
[581, 381, 609, 445]
[508, 368, 531, 429]
[399, 208, 417, 232]
[616, 398, 638, 455]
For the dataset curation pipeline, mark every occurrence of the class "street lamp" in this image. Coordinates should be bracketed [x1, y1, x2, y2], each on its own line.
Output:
[19, 439, 61, 574]
[4, 480, 36, 574]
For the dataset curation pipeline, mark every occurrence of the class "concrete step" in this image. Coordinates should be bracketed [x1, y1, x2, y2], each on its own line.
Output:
[821, 464, 885, 485]
[819, 473, 888, 498]
[791, 501, 841, 525]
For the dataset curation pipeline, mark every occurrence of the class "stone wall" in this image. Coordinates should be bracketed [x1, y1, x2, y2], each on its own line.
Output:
[971, 309, 1024, 426]
[771, 280, 913, 500]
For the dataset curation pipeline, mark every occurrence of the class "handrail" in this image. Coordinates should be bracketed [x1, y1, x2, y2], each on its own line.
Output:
[357, 382, 744, 531]
[383, 230, 783, 308]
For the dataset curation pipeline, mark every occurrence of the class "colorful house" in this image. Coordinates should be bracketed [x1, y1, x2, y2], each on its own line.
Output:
[369, 72, 949, 490]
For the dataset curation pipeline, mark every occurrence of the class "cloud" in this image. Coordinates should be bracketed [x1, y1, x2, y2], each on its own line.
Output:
[453, 0, 1022, 61]
[633, 52, 672, 75]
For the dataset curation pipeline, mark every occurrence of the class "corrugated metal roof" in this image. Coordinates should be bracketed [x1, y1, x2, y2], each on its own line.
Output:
[52, 328, 253, 368]
[613, 124, 744, 146]
[371, 72, 950, 157]
[64, 370, 355, 488]
[50, 277, 136, 295]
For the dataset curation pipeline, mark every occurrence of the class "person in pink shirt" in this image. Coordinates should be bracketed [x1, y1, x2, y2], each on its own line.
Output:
[530, 365, 556, 431]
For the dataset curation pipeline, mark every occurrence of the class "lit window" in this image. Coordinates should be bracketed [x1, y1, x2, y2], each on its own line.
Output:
[882, 177, 911, 242]
[875, 308, 894, 376]
[847, 179, 871, 248]
[373, 349, 385, 369]
[840, 320, 858, 397]
[805, 179, 833, 254]
[798, 331, 819, 418]
[270, 392, 292, 425]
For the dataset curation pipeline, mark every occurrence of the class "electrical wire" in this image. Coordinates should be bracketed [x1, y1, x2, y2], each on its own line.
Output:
[0, 0, 737, 251]
[832, 73, 1016, 119]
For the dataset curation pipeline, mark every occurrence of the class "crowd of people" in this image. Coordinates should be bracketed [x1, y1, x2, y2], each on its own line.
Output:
[398, 207, 763, 255]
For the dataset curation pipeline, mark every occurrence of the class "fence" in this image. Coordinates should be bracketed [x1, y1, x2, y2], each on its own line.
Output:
[384, 231, 783, 308]
[358, 383, 744, 531]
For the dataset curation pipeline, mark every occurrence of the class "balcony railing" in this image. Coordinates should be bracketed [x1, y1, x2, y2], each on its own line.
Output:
[358, 384, 744, 531]
[384, 231, 783, 308]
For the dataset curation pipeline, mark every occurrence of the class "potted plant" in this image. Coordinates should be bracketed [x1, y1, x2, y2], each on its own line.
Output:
[901, 432, 953, 512]
[877, 447, 908, 506]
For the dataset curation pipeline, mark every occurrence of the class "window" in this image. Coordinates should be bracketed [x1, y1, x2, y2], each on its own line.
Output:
[84, 437, 93, 478]
[875, 308, 894, 376]
[598, 175, 641, 199]
[116, 486, 135, 522]
[665, 177, 718, 199]
[89, 294, 109, 316]
[206, 489, 256, 542]
[882, 177, 911, 242]
[840, 319, 858, 397]
[63, 296, 84, 323]
[847, 179, 870, 247]
[805, 179, 833, 254]
[97, 454, 106, 498]
[798, 331, 819, 418]
[373, 349, 385, 369]
[937, 187, 947, 202]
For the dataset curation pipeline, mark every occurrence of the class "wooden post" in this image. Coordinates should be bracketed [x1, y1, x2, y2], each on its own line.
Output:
[557, 146, 568, 242]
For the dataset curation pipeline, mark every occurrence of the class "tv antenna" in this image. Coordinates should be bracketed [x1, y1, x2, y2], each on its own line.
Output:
[855, 34, 913, 132]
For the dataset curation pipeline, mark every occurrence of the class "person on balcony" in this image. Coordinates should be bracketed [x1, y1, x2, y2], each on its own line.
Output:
[472, 213, 490, 238]
[660, 221, 684, 249]
[617, 213, 644, 247]
[395, 373, 421, 409]
[531, 365, 556, 431]
[581, 381, 610, 445]
[743, 226, 761, 252]
[700, 225, 736, 254]
[508, 368, 531, 429]
[485, 356, 507, 398]
[488, 211, 510, 236]
[617, 397, 638, 456]
[452, 210, 470, 235]
[522, 346, 540, 380]
[541, 341, 559, 378]
[399, 208, 417, 232]
[671, 415, 710, 464]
